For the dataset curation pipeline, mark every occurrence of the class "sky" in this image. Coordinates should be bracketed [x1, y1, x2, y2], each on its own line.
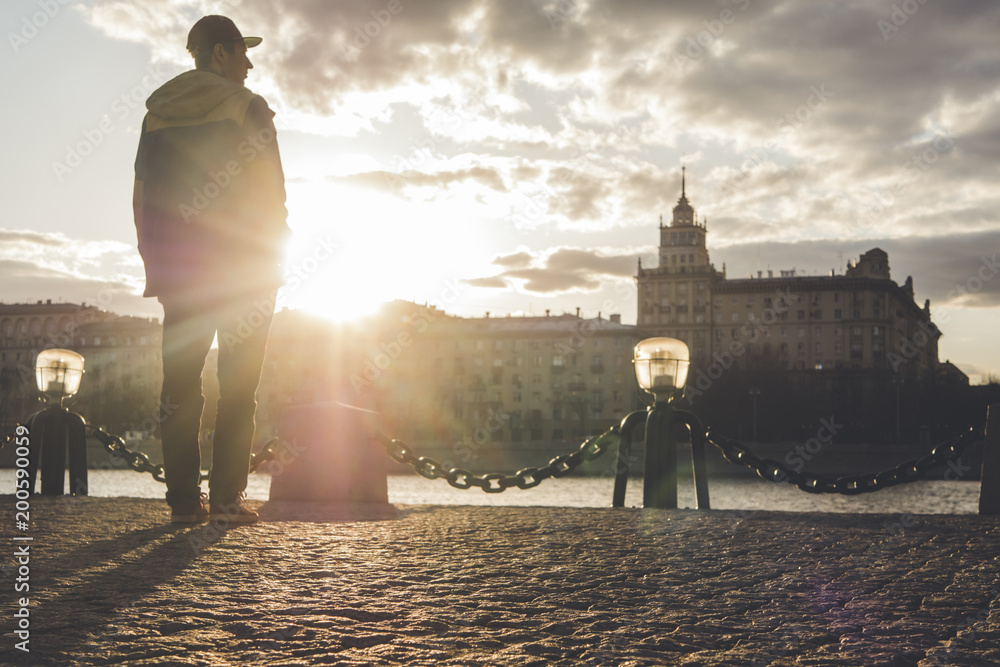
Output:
[2, 0, 999, 383]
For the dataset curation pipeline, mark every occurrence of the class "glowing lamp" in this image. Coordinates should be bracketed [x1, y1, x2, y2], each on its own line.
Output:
[633, 337, 689, 403]
[35, 349, 85, 405]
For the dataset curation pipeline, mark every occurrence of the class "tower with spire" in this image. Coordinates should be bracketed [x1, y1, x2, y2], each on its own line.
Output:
[658, 166, 711, 270]
[637, 168, 722, 364]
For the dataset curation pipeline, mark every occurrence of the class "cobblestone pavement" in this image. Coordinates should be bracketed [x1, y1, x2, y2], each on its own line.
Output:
[2, 496, 999, 666]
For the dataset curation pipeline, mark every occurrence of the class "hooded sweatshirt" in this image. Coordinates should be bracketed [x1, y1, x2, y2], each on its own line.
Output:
[133, 70, 288, 300]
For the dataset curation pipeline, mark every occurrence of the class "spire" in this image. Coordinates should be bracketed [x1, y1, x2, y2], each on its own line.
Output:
[672, 165, 694, 225]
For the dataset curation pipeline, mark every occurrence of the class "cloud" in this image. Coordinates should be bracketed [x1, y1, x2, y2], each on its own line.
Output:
[0, 229, 153, 317]
[469, 246, 638, 294]
[0, 230, 70, 247]
[463, 276, 509, 289]
[492, 251, 533, 269]
[336, 165, 506, 195]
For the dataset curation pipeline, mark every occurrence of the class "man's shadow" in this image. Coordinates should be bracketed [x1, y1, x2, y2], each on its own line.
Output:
[2, 499, 402, 665]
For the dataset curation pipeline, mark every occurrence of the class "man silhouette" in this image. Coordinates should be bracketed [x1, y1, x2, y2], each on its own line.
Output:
[132, 15, 288, 523]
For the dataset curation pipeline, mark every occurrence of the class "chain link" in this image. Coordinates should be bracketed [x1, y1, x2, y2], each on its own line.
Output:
[86, 425, 169, 482]
[377, 427, 620, 492]
[2, 428, 20, 450]
[84, 426, 281, 484]
[704, 426, 984, 495]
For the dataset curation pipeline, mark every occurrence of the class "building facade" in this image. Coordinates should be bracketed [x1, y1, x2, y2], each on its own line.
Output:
[637, 175, 944, 387]
[339, 302, 645, 467]
[635, 174, 974, 443]
[0, 301, 163, 435]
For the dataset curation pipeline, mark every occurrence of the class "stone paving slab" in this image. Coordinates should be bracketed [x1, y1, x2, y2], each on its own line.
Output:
[1, 496, 999, 666]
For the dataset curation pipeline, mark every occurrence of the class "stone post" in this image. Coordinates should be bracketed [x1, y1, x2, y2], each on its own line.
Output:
[269, 401, 387, 503]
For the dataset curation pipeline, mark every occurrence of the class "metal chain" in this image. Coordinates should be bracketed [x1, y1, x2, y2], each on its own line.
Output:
[84, 426, 281, 484]
[704, 426, 984, 495]
[377, 427, 621, 493]
[85, 425, 169, 482]
[1, 428, 22, 450]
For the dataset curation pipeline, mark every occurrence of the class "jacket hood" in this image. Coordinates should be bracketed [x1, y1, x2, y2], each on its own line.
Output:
[146, 70, 253, 121]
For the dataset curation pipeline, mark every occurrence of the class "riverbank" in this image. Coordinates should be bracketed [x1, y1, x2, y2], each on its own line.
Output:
[2, 497, 998, 665]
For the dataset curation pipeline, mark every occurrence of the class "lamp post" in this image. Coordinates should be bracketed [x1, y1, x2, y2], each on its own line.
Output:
[749, 387, 761, 442]
[632, 337, 690, 509]
[25, 349, 89, 496]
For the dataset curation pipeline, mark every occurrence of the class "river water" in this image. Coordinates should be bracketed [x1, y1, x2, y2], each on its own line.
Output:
[0, 469, 982, 514]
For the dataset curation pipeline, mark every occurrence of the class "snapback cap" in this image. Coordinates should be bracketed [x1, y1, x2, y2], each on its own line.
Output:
[186, 15, 261, 57]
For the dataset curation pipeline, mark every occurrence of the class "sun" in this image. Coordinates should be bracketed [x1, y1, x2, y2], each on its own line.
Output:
[277, 179, 491, 324]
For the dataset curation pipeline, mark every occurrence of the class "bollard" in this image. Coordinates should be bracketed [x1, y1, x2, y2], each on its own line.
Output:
[25, 406, 88, 496]
[676, 410, 711, 510]
[979, 404, 1000, 515]
[643, 403, 678, 509]
[612, 410, 647, 507]
[269, 401, 388, 503]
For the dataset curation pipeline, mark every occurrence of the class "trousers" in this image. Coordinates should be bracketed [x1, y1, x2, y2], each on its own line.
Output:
[158, 289, 276, 505]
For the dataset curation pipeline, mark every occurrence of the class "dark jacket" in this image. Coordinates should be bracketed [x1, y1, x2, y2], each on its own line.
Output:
[133, 70, 289, 300]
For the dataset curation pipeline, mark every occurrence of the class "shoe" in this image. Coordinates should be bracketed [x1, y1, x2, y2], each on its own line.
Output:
[171, 493, 209, 524]
[209, 493, 259, 524]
